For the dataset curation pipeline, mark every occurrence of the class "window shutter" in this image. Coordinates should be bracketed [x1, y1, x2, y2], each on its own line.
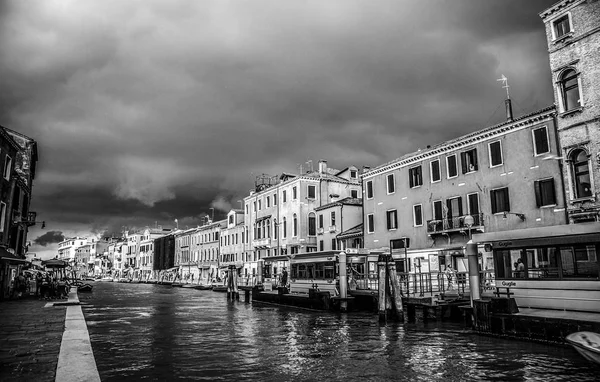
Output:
[409, 171, 414, 188]
[446, 199, 453, 218]
[534, 180, 542, 207]
[491, 190, 498, 214]
[418, 167, 423, 185]
[386, 212, 391, 229]
[460, 152, 467, 174]
[458, 197, 463, 216]
[472, 149, 478, 170]
[504, 188, 510, 211]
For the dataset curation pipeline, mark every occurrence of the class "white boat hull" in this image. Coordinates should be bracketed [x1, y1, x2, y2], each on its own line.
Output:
[566, 332, 600, 365]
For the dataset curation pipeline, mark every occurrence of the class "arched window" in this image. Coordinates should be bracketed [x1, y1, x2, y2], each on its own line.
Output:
[308, 213, 316, 236]
[560, 69, 581, 112]
[293, 214, 298, 237]
[571, 149, 592, 198]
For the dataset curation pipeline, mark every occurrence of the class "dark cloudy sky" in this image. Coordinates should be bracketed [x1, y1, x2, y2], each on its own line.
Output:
[0, 0, 557, 259]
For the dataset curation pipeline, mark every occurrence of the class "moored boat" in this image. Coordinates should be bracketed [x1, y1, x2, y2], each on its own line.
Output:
[193, 284, 213, 290]
[78, 283, 93, 292]
[566, 332, 600, 365]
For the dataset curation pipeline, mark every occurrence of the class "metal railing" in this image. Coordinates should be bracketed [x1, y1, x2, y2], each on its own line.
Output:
[348, 270, 496, 298]
[426, 213, 484, 233]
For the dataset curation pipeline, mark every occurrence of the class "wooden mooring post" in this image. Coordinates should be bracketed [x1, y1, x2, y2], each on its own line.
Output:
[378, 253, 404, 322]
[387, 258, 404, 321]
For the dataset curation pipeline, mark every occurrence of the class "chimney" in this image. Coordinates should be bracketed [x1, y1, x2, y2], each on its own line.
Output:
[505, 98, 514, 122]
[318, 160, 328, 174]
[362, 166, 371, 173]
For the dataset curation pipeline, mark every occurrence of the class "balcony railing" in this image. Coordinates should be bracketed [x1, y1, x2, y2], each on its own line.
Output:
[253, 238, 272, 248]
[426, 213, 484, 234]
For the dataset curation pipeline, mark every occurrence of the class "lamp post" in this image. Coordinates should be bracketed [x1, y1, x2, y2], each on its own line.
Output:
[463, 214, 480, 306]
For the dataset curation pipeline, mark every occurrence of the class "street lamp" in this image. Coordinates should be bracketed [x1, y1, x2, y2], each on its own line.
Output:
[463, 215, 474, 241]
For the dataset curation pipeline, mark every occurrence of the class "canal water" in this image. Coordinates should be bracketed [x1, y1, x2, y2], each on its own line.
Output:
[81, 282, 598, 381]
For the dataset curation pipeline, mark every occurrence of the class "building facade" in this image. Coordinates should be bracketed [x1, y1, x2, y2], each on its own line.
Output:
[362, 106, 566, 275]
[540, 0, 600, 223]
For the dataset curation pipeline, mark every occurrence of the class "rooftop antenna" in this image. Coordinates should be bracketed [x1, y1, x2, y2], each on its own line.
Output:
[497, 74, 513, 121]
[497, 74, 510, 99]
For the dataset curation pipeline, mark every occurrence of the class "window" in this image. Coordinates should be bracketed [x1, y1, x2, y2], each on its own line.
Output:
[560, 245, 598, 278]
[293, 214, 298, 236]
[350, 170, 357, 179]
[446, 155, 458, 178]
[532, 127, 550, 156]
[488, 141, 503, 167]
[283, 217, 287, 238]
[386, 210, 398, 230]
[367, 214, 374, 233]
[0, 202, 6, 232]
[245, 204, 248, 214]
[319, 240, 324, 251]
[2, 156, 11, 181]
[258, 199, 262, 210]
[461, 149, 478, 173]
[293, 186, 297, 200]
[228, 215, 234, 224]
[409, 166, 422, 188]
[283, 190, 287, 203]
[308, 213, 316, 236]
[490, 187, 510, 214]
[331, 212, 336, 226]
[553, 14, 571, 39]
[318, 214, 323, 229]
[331, 239, 337, 251]
[413, 205, 423, 226]
[430, 160, 441, 183]
[253, 201, 256, 212]
[386, 174, 395, 194]
[467, 193, 480, 216]
[571, 149, 592, 199]
[559, 69, 581, 112]
[432, 200, 443, 221]
[366, 180, 374, 199]
[534, 178, 557, 207]
[308, 185, 316, 199]
[266, 196, 270, 208]
[351, 189, 358, 198]
[273, 194, 277, 205]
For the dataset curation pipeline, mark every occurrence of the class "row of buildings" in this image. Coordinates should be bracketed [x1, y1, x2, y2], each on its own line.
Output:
[59, 0, 598, 310]
[0, 125, 39, 299]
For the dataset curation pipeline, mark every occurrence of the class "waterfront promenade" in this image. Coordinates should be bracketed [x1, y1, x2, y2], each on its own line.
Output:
[0, 289, 100, 382]
[0, 296, 65, 382]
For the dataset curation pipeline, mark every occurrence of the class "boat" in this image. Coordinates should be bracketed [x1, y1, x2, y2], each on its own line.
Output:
[566, 332, 600, 365]
[100, 277, 113, 282]
[78, 283, 94, 292]
[193, 284, 213, 291]
[181, 283, 195, 288]
[212, 284, 228, 292]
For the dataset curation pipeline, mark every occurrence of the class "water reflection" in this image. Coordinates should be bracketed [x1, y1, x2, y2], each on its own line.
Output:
[83, 283, 598, 382]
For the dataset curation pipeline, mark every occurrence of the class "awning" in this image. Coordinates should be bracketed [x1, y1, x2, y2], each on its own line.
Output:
[473, 222, 600, 249]
[41, 258, 69, 268]
[0, 247, 29, 263]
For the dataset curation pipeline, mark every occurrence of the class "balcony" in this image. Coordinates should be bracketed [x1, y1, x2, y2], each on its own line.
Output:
[426, 213, 484, 234]
[317, 227, 324, 235]
[329, 225, 337, 233]
[253, 238, 271, 249]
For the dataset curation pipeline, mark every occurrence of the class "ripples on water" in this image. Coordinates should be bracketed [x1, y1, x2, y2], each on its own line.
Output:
[82, 283, 598, 382]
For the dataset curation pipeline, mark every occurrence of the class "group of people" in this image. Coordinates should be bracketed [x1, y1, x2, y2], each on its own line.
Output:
[12, 271, 71, 300]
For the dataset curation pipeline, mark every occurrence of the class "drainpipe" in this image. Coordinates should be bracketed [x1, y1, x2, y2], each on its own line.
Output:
[552, 111, 569, 224]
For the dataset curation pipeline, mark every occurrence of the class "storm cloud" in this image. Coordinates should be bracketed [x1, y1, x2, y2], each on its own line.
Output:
[0, 0, 557, 258]
[33, 231, 65, 247]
